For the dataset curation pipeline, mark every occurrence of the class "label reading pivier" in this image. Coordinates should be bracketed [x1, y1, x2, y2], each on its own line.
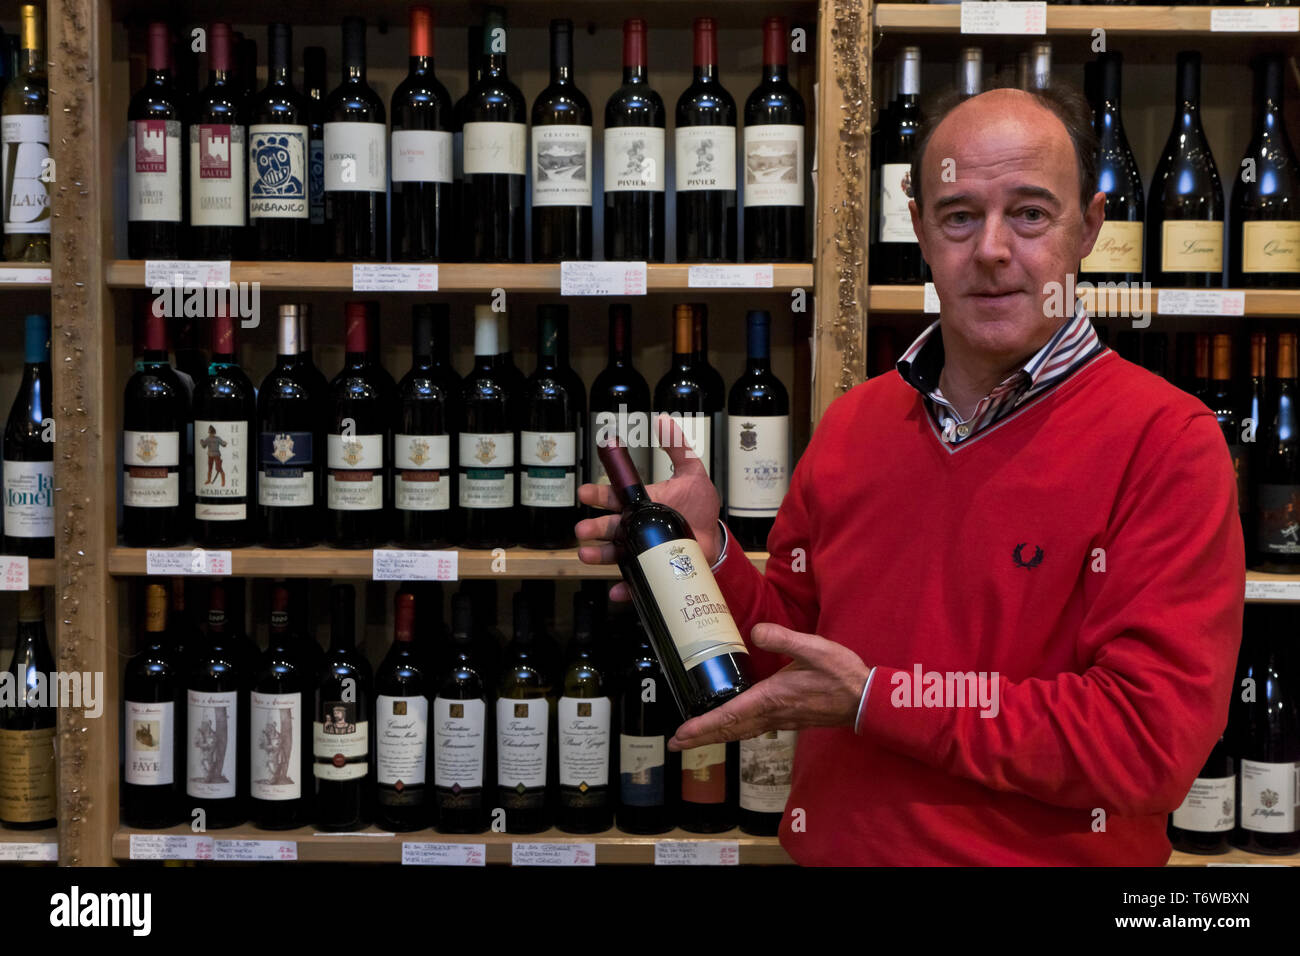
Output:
[635, 538, 747, 670]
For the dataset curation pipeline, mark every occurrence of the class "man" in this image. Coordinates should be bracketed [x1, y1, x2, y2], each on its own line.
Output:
[576, 84, 1244, 865]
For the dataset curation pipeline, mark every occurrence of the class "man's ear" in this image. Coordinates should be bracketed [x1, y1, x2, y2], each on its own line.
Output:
[1080, 189, 1106, 262]
[909, 198, 926, 263]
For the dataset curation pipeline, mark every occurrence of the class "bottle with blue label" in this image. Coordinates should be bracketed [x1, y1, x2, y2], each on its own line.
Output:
[3, 313, 53, 557]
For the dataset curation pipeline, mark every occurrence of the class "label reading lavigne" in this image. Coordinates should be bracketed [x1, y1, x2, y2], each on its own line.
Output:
[635, 538, 748, 671]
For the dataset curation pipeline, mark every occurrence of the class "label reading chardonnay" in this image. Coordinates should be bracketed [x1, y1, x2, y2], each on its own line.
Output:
[636, 538, 748, 671]
[739, 730, 796, 814]
[250, 691, 302, 801]
[1240, 759, 1300, 833]
[681, 742, 726, 804]
[1161, 220, 1223, 273]
[620, 734, 665, 807]
[434, 697, 486, 791]
[496, 697, 548, 790]
[0, 727, 56, 823]
[1242, 220, 1300, 273]
[125, 700, 174, 786]
[1171, 774, 1234, 833]
[1080, 220, 1143, 274]
[187, 689, 238, 799]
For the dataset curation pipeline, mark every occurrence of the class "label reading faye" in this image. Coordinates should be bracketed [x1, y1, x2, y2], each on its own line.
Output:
[1239, 759, 1300, 833]
[249, 124, 309, 219]
[635, 538, 748, 671]
[1080, 220, 1143, 274]
[328, 433, 384, 511]
[125, 700, 174, 786]
[1242, 220, 1300, 273]
[727, 416, 789, 517]
[376, 694, 428, 787]
[558, 696, 611, 788]
[1171, 775, 1235, 834]
[124, 430, 180, 508]
[1161, 220, 1224, 273]
[675, 125, 736, 192]
[250, 691, 302, 802]
[395, 434, 450, 512]
[190, 125, 247, 227]
[195, 420, 248, 520]
[520, 431, 576, 508]
[604, 126, 665, 192]
[743, 124, 803, 208]
[433, 697, 486, 789]
[187, 689, 239, 800]
[2, 460, 53, 538]
[532, 125, 593, 207]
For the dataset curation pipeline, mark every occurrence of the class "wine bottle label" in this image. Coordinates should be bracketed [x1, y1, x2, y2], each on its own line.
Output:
[520, 430, 576, 508]
[681, 742, 726, 805]
[727, 415, 789, 517]
[619, 733, 665, 807]
[1256, 484, 1300, 556]
[434, 696, 486, 790]
[558, 696, 611, 788]
[391, 129, 454, 184]
[0, 727, 56, 823]
[636, 537, 748, 671]
[651, 413, 711, 482]
[458, 432, 514, 510]
[878, 162, 916, 243]
[123, 430, 180, 508]
[189, 124, 247, 227]
[327, 433, 384, 511]
[1080, 220, 1142, 274]
[129, 119, 183, 223]
[313, 700, 369, 781]
[743, 124, 804, 208]
[1, 114, 51, 235]
[462, 121, 527, 176]
[323, 121, 387, 192]
[1171, 774, 1234, 834]
[604, 126, 665, 193]
[193, 420, 248, 520]
[1160, 220, 1223, 273]
[309, 137, 325, 225]
[1239, 759, 1300, 833]
[1242, 220, 1300, 274]
[250, 691, 302, 801]
[186, 689, 239, 800]
[531, 124, 593, 207]
[376, 694, 428, 787]
[395, 433, 451, 512]
[496, 697, 548, 789]
[739, 730, 796, 814]
[2, 459, 53, 537]
[248, 124, 309, 219]
[259, 431, 314, 507]
[125, 700, 174, 786]
[675, 125, 736, 192]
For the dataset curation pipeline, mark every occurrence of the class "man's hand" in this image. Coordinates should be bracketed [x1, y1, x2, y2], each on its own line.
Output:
[669, 623, 872, 750]
[575, 413, 722, 603]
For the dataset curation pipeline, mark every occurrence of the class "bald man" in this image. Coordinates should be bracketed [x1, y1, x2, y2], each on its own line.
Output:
[578, 85, 1244, 865]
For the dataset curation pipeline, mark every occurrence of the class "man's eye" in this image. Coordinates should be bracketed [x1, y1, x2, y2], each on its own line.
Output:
[947, 211, 970, 225]
[1022, 208, 1045, 222]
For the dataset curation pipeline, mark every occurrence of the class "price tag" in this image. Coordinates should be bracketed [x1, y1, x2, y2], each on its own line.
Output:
[0, 556, 29, 591]
[1210, 9, 1299, 32]
[145, 549, 233, 576]
[923, 282, 941, 314]
[310, 830, 395, 837]
[402, 842, 487, 866]
[1244, 579, 1300, 601]
[687, 265, 775, 288]
[560, 261, 648, 296]
[212, 840, 297, 862]
[372, 549, 459, 581]
[0, 267, 51, 284]
[1155, 289, 1245, 317]
[128, 834, 214, 861]
[144, 260, 232, 288]
[0, 841, 58, 861]
[351, 263, 439, 292]
[511, 842, 596, 866]
[654, 841, 740, 866]
[960, 2, 1047, 35]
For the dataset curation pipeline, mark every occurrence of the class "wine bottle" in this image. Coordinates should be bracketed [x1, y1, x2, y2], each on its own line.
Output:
[315, 584, 371, 831]
[323, 17, 386, 261]
[496, 590, 552, 834]
[521, 305, 583, 548]
[186, 580, 248, 829]
[303, 46, 327, 257]
[1230, 54, 1300, 288]
[127, 22, 184, 258]
[391, 4, 454, 262]
[1194, 332, 1211, 401]
[604, 19, 665, 262]
[743, 16, 805, 263]
[727, 310, 790, 551]
[652, 304, 713, 484]
[250, 582, 312, 829]
[451, 25, 482, 262]
[374, 591, 430, 831]
[598, 439, 754, 718]
[873, 46, 926, 285]
[186, 22, 247, 259]
[1245, 332, 1268, 566]
[327, 302, 393, 548]
[1, 4, 49, 261]
[434, 591, 491, 834]
[521, 579, 563, 688]
[590, 304, 652, 488]
[458, 6, 527, 262]
[458, 305, 516, 548]
[1256, 332, 1300, 571]
[555, 593, 612, 834]
[234, 33, 258, 109]
[495, 311, 527, 396]
[1168, 735, 1234, 854]
[676, 18, 737, 262]
[193, 310, 255, 546]
[296, 305, 331, 404]
[462, 580, 505, 692]
[122, 306, 188, 546]
[249, 23, 310, 259]
[531, 19, 593, 262]
[679, 740, 738, 833]
[1027, 42, 1051, 91]
[3, 313, 52, 557]
[1147, 52, 1225, 288]
[738, 730, 796, 835]
[956, 47, 982, 99]
[396, 304, 457, 548]
[258, 305, 322, 547]
[1080, 52, 1144, 285]
[616, 619, 676, 834]
[868, 57, 895, 260]
[123, 581, 184, 828]
[1209, 334, 1249, 542]
[0, 589, 55, 828]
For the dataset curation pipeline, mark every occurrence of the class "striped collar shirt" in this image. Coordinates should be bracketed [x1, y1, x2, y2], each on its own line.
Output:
[894, 298, 1104, 445]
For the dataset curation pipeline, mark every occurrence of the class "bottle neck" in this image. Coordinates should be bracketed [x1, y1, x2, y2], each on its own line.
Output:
[622, 64, 646, 84]
[409, 55, 432, 76]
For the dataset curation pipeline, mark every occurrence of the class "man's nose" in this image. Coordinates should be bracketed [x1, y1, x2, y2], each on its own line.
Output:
[973, 212, 1013, 266]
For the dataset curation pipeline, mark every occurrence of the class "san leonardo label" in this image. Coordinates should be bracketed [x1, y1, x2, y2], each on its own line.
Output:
[635, 538, 747, 671]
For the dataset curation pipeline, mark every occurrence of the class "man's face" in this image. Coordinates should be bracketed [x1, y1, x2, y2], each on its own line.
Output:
[909, 90, 1105, 367]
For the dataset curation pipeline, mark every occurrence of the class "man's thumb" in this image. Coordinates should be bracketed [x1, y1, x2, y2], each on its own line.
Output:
[655, 413, 706, 480]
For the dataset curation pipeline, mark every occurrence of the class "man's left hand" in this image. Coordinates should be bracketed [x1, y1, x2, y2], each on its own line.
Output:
[668, 623, 872, 750]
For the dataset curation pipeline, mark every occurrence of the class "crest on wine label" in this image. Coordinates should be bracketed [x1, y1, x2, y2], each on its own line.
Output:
[668, 545, 697, 580]
[1261, 788, 1279, 809]
[514, 703, 528, 719]
[273, 433, 295, 463]
[475, 437, 497, 465]
[535, 435, 557, 463]
[342, 440, 364, 466]
[450, 704, 464, 719]
[739, 422, 758, 452]
[408, 439, 430, 466]
[136, 434, 158, 462]
[199, 125, 233, 180]
[135, 120, 168, 172]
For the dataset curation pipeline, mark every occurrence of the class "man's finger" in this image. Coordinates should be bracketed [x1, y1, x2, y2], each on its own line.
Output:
[668, 690, 769, 751]
[576, 542, 618, 566]
[577, 481, 620, 512]
[574, 514, 620, 543]
[655, 413, 708, 483]
[750, 622, 821, 665]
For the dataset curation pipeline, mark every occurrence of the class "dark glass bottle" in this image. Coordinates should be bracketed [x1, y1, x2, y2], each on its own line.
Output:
[675, 18, 737, 262]
[496, 591, 552, 834]
[374, 592, 430, 831]
[743, 16, 806, 263]
[739, 730, 796, 835]
[652, 304, 712, 485]
[871, 46, 927, 284]
[679, 739, 738, 833]
[1255, 332, 1300, 572]
[451, 25, 482, 262]
[1081, 52, 1144, 285]
[250, 583, 312, 830]
[1245, 332, 1268, 568]
[249, 23, 310, 259]
[315, 584, 372, 831]
[556, 593, 613, 833]
[521, 305, 583, 548]
[603, 19, 665, 262]
[589, 304, 652, 489]
[323, 17, 386, 261]
[258, 305, 322, 547]
[531, 19, 593, 262]
[123, 581, 184, 829]
[616, 619, 677, 834]
[396, 304, 457, 548]
[303, 46, 328, 257]
[186, 22, 247, 259]
[0, 589, 55, 829]
[3, 313, 52, 557]
[1168, 735, 1234, 854]
[127, 22, 183, 258]
[434, 592, 491, 834]
[186, 581, 248, 829]
[727, 310, 790, 551]
[692, 304, 727, 503]
[458, 305, 516, 548]
[1209, 334, 1249, 544]
[193, 310, 256, 547]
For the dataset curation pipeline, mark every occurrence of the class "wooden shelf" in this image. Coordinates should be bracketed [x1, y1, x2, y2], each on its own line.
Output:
[29, 559, 55, 587]
[105, 261, 815, 293]
[874, 4, 1300, 36]
[111, 823, 791, 864]
[868, 284, 1300, 317]
[0, 262, 52, 290]
[1168, 846, 1300, 866]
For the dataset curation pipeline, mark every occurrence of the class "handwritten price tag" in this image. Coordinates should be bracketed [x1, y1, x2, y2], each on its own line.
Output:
[0, 267, 51, 284]
[145, 549, 233, 576]
[212, 840, 297, 862]
[352, 263, 439, 292]
[1155, 289, 1245, 317]
[0, 556, 29, 591]
[960, 2, 1046, 35]
[560, 261, 648, 296]
[144, 260, 232, 288]
[1245, 579, 1300, 602]
[923, 282, 941, 314]
[511, 842, 596, 866]
[687, 265, 774, 288]
[402, 842, 487, 866]
[1210, 9, 1299, 32]
[372, 549, 459, 581]
[654, 841, 740, 866]
[0, 841, 58, 861]
[128, 834, 214, 861]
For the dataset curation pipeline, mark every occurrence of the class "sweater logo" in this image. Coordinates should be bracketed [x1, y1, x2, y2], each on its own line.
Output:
[1012, 543, 1044, 570]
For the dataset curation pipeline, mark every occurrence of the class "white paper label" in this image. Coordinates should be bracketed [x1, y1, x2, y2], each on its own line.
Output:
[560, 260, 647, 296]
[395, 433, 451, 512]
[676, 125, 736, 192]
[879, 162, 917, 243]
[372, 549, 459, 581]
[250, 691, 302, 801]
[497, 697, 548, 789]
[249, 124, 310, 219]
[213, 839, 298, 861]
[532, 124, 593, 206]
[324, 121, 387, 191]
[129, 120, 182, 222]
[145, 549, 233, 576]
[143, 260, 232, 287]
[129, 834, 214, 860]
[313, 701, 369, 781]
[463, 121, 527, 176]
[375, 694, 428, 786]
[187, 689, 239, 799]
[125, 700, 174, 785]
[459, 432, 514, 509]
[654, 841, 740, 866]
[520, 430, 577, 508]
[0, 556, 29, 591]
[743, 124, 804, 208]
[605, 126, 665, 192]
[190, 125, 246, 226]
[2, 460, 53, 537]
[0, 841, 58, 861]
[352, 263, 439, 292]
[0, 267, 49, 284]
[558, 696, 611, 788]
[960, 1, 1047, 35]
[1211, 8, 1299, 32]
[1245, 578, 1300, 601]
[328, 433, 384, 511]
[651, 413, 711, 482]
[1156, 289, 1246, 316]
[727, 416, 789, 517]
[687, 264, 774, 288]
[2, 114, 51, 234]
[1172, 775, 1235, 833]
[739, 730, 796, 814]
[1240, 759, 1300, 833]
[124, 429, 181, 508]
[391, 129, 454, 183]
[124, 429, 180, 468]
[434, 697, 487, 789]
[402, 842, 486, 866]
[511, 842, 596, 866]
[194, 419, 248, 520]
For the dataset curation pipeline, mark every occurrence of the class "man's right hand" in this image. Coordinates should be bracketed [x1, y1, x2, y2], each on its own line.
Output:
[575, 413, 723, 603]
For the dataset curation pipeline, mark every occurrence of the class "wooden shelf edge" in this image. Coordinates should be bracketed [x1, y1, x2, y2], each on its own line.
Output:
[28, 559, 55, 587]
[0, 828, 59, 844]
[1167, 847, 1300, 866]
[874, 5, 1276, 36]
[868, 285, 1300, 316]
[0, 261, 53, 292]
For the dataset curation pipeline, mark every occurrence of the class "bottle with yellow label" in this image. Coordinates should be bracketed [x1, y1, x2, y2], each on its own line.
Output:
[0, 588, 55, 829]
[1, 4, 50, 262]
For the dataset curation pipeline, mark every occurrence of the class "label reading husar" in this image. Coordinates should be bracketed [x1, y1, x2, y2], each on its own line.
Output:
[1240, 759, 1300, 833]
[727, 415, 789, 517]
[259, 431, 314, 507]
[124, 430, 180, 507]
[187, 689, 238, 799]
[250, 691, 302, 801]
[434, 697, 486, 789]
[739, 730, 796, 814]
[2, 460, 53, 537]
[195, 420, 248, 520]
[1171, 774, 1235, 833]
[395, 433, 450, 512]
[125, 700, 174, 786]
[743, 124, 803, 208]
[376, 694, 428, 786]
[620, 734, 665, 807]
[635, 538, 748, 671]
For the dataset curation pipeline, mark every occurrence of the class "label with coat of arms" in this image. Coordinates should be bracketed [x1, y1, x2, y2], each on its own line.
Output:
[520, 430, 576, 508]
[395, 433, 450, 512]
[458, 432, 514, 510]
[635, 538, 748, 671]
[1239, 759, 1300, 833]
[123, 430, 180, 508]
[189, 124, 247, 227]
[327, 433, 384, 511]
[128, 119, 182, 222]
[1171, 774, 1235, 834]
[727, 415, 789, 517]
[258, 431, 313, 507]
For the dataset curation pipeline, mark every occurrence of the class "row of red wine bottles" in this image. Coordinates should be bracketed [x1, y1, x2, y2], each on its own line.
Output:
[123, 577, 792, 836]
[122, 301, 789, 552]
[0, 5, 49, 262]
[127, 9, 806, 264]
[1, 313, 52, 557]
[0, 588, 55, 829]
[872, 44, 1300, 289]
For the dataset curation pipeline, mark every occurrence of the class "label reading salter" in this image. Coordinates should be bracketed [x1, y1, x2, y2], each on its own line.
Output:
[635, 538, 748, 671]
[129, 119, 182, 222]
[125, 700, 174, 786]
[190, 124, 246, 227]
[250, 691, 302, 801]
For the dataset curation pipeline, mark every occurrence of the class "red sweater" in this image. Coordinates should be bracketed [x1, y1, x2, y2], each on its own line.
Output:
[713, 349, 1245, 865]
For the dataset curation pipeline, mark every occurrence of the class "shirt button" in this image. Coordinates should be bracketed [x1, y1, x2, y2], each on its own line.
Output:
[957, 424, 971, 438]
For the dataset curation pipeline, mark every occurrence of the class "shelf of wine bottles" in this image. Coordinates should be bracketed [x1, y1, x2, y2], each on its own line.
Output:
[867, 285, 1300, 318]
[874, 4, 1300, 36]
